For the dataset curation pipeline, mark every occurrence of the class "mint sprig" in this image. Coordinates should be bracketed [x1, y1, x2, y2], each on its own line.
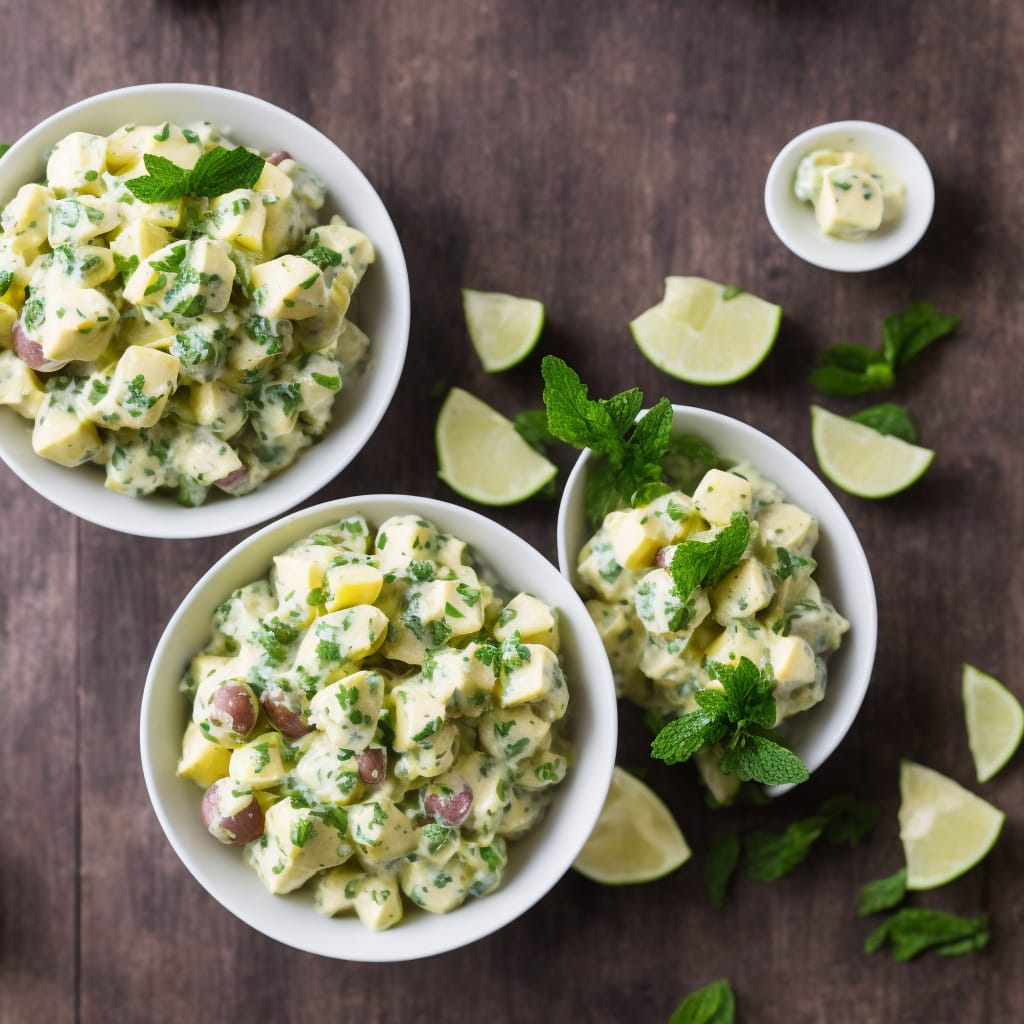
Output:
[667, 978, 735, 1024]
[810, 302, 960, 396]
[668, 513, 749, 600]
[651, 657, 809, 787]
[857, 867, 907, 916]
[541, 354, 673, 528]
[126, 146, 265, 204]
[864, 908, 990, 961]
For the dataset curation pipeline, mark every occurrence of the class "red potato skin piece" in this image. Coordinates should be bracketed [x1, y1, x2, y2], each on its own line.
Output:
[261, 690, 312, 739]
[215, 467, 248, 495]
[423, 782, 473, 827]
[357, 748, 386, 785]
[11, 322, 65, 373]
[654, 546, 672, 570]
[200, 781, 265, 845]
[267, 151, 291, 166]
[211, 683, 258, 738]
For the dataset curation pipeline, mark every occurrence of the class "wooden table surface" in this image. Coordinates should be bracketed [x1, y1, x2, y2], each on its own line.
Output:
[2, 1, 1022, 1021]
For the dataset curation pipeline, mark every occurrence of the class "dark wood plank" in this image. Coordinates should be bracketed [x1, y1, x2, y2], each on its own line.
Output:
[1, 0, 1022, 1020]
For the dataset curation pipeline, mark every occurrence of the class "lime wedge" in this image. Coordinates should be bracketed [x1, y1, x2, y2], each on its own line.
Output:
[898, 760, 1005, 890]
[436, 387, 556, 505]
[811, 404, 934, 498]
[461, 289, 545, 372]
[573, 766, 691, 885]
[629, 276, 781, 385]
[963, 664, 1024, 783]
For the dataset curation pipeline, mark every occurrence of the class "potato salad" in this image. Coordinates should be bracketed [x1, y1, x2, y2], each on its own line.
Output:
[579, 446, 848, 804]
[177, 513, 570, 930]
[0, 122, 374, 505]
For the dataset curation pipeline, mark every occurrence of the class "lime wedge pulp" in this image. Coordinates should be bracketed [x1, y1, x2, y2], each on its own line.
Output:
[963, 664, 1024, 783]
[573, 766, 691, 885]
[461, 289, 545, 372]
[811, 404, 934, 498]
[629, 276, 781, 385]
[435, 387, 556, 506]
[898, 760, 1005, 890]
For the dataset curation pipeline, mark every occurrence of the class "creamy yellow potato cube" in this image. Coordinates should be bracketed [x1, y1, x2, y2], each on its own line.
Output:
[290, 734, 364, 805]
[36, 287, 119, 362]
[767, 633, 817, 686]
[96, 345, 180, 429]
[704, 620, 771, 670]
[711, 558, 775, 626]
[48, 196, 119, 247]
[587, 599, 646, 697]
[815, 167, 884, 236]
[209, 188, 266, 252]
[634, 568, 710, 639]
[603, 494, 691, 571]
[44, 245, 116, 290]
[32, 397, 101, 466]
[352, 869, 404, 930]
[406, 578, 485, 639]
[311, 669, 385, 751]
[389, 680, 448, 752]
[313, 864, 364, 916]
[251, 255, 327, 320]
[2, 184, 55, 254]
[374, 515, 438, 573]
[106, 123, 202, 172]
[435, 752, 510, 835]
[692, 469, 753, 526]
[577, 530, 638, 602]
[189, 379, 246, 438]
[324, 562, 384, 611]
[272, 545, 342, 605]
[479, 706, 550, 762]
[109, 219, 172, 266]
[756, 502, 819, 560]
[392, 725, 458, 783]
[499, 644, 567, 719]
[228, 732, 289, 789]
[0, 246, 30, 308]
[176, 720, 232, 788]
[0, 350, 45, 417]
[247, 799, 352, 895]
[306, 222, 376, 286]
[493, 593, 559, 651]
[46, 132, 108, 196]
[639, 632, 704, 687]
[293, 605, 389, 681]
[349, 797, 418, 863]
[255, 161, 296, 256]
[423, 642, 496, 715]
[695, 746, 742, 806]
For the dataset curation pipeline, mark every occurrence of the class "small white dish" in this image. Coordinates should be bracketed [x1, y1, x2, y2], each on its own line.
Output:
[764, 119, 934, 273]
[556, 405, 877, 796]
[141, 495, 618, 961]
[0, 84, 410, 538]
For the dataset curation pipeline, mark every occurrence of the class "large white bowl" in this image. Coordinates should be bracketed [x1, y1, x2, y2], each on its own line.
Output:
[0, 84, 410, 538]
[764, 119, 934, 273]
[556, 406, 876, 796]
[141, 495, 618, 961]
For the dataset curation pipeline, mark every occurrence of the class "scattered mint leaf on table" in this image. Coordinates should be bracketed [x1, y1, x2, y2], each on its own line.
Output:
[810, 302, 960, 395]
[667, 978, 735, 1024]
[540, 354, 673, 527]
[864, 908, 989, 961]
[850, 403, 918, 442]
[857, 867, 908, 916]
[513, 408, 557, 453]
[704, 834, 741, 907]
[0, 143, 11, 158]
[126, 145, 264, 203]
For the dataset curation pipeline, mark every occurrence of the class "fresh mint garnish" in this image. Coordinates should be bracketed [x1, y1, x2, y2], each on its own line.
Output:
[666, 978, 735, 1024]
[126, 145, 264, 204]
[857, 867, 908, 916]
[864, 908, 989, 961]
[668, 513, 750, 600]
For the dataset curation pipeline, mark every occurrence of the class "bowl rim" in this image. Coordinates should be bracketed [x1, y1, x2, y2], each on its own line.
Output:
[0, 83, 411, 538]
[555, 404, 878, 796]
[763, 118, 934, 273]
[140, 494, 618, 961]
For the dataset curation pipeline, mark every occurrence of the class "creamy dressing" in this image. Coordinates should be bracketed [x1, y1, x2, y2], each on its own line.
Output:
[177, 513, 571, 930]
[0, 122, 374, 504]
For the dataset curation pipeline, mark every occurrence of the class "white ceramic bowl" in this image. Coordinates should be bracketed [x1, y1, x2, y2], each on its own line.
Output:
[0, 84, 410, 537]
[141, 495, 618, 961]
[556, 406, 876, 796]
[764, 119, 933, 273]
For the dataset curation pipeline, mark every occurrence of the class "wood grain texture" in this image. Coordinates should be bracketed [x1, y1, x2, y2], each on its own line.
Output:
[1, 0, 1022, 1021]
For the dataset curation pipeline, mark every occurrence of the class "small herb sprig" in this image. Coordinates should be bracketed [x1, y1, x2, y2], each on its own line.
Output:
[651, 656, 810, 787]
[126, 146, 265, 204]
[810, 301, 960, 396]
[666, 978, 735, 1024]
[864, 908, 990, 962]
[541, 354, 673, 527]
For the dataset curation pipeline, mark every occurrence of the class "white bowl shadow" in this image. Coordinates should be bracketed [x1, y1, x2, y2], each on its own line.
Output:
[764, 119, 934, 273]
[141, 495, 618, 961]
[556, 406, 877, 797]
[0, 84, 410, 538]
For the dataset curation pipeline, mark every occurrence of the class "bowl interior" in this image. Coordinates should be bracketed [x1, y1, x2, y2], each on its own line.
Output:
[141, 495, 618, 961]
[0, 84, 409, 538]
[556, 406, 877, 794]
[764, 119, 934, 273]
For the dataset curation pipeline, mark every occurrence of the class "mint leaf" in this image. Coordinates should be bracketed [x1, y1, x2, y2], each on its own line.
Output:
[851, 403, 918, 442]
[819, 794, 879, 847]
[126, 153, 190, 203]
[669, 513, 750, 599]
[302, 245, 343, 269]
[0, 143, 10, 158]
[662, 433, 723, 493]
[742, 816, 827, 881]
[857, 868, 907, 916]
[651, 710, 724, 765]
[626, 399, 674, 502]
[810, 360, 895, 396]
[667, 978, 735, 1024]
[720, 733, 809, 786]
[603, 387, 645, 437]
[864, 908, 989, 962]
[541, 356, 624, 458]
[188, 145, 265, 197]
[704, 834, 741, 907]
[882, 302, 960, 367]
[706, 657, 776, 729]
[0, 270, 12, 298]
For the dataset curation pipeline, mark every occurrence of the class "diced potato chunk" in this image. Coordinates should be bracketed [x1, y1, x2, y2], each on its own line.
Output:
[324, 562, 384, 611]
[32, 397, 101, 466]
[711, 558, 775, 626]
[0, 350, 45, 417]
[815, 167, 884, 236]
[48, 196, 119, 247]
[209, 188, 266, 252]
[389, 680, 448, 752]
[352, 869, 403, 930]
[692, 469, 753, 526]
[228, 732, 289, 789]
[95, 345, 179, 429]
[2, 184, 55, 254]
[310, 669, 385, 751]
[251, 255, 326, 320]
[493, 593, 559, 651]
[176, 720, 231, 788]
[36, 287, 120, 362]
[499, 644, 568, 720]
[46, 132, 108, 196]
[348, 798, 418, 863]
